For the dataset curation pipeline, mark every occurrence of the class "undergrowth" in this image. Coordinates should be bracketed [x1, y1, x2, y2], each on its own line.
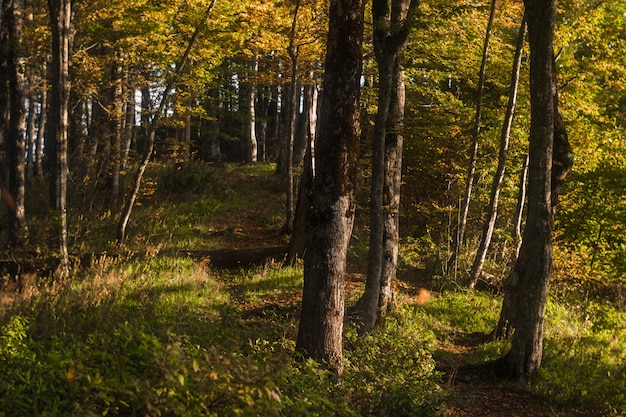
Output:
[0, 258, 444, 417]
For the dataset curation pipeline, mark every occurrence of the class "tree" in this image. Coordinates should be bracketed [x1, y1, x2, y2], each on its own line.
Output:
[47, 0, 72, 275]
[493, 0, 560, 379]
[448, 0, 498, 278]
[357, 0, 417, 334]
[5, 0, 29, 245]
[468, 15, 527, 288]
[295, 0, 364, 373]
[116, 0, 217, 245]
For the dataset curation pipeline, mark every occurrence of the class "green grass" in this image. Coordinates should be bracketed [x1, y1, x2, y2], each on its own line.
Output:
[0, 258, 443, 416]
[414, 288, 626, 415]
[2, 162, 624, 416]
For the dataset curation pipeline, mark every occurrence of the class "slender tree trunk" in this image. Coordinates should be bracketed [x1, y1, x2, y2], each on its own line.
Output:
[286, 76, 318, 264]
[358, 0, 417, 334]
[242, 56, 258, 164]
[47, 0, 72, 276]
[286, 140, 313, 264]
[121, 74, 134, 170]
[296, 0, 364, 374]
[494, 0, 557, 380]
[281, 0, 300, 234]
[512, 153, 529, 261]
[116, 0, 217, 245]
[111, 63, 123, 210]
[26, 83, 36, 182]
[448, 0, 498, 277]
[6, 0, 29, 245]
[469, 16, 527, 288]
[550, 53, 573, 219]
[360, 52, 394, 334]
[35, 68, 47, 179]
[378, 55, 406, 320]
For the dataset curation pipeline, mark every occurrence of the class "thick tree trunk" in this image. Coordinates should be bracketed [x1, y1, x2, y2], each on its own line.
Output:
[6, 0, 29, 245]
[47, 0, 72, 276]
[494, 0, 558, 380]
[448, 0, 498, 277]
[469, 16, 527, 288]
[296, 0, 364, 374]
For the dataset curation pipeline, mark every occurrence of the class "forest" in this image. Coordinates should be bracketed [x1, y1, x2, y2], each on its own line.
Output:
[0, 0, 624, 415]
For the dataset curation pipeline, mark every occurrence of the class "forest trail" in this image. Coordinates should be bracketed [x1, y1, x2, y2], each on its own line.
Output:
[201, 185, 590, 417]
[0, 169, 597, 416]
[176, 171, 592, 417]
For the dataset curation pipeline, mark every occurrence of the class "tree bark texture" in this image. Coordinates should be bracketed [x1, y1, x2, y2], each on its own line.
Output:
[358, 0, 416, 334]
[379, 55, 406, 320]
[496, 0, 557, 379]
[295, 0, 364, 374]
[47, 0, 72, 275]
[6, 0, 29, 245]
[469, 15, 527, 288]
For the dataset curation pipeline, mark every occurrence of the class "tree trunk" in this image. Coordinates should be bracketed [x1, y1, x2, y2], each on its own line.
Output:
[116, 0, 216, 245]
[47, 0, 72, 276]
[512, 153, 529, 261]
[285, 74, 318, 263]
[242, 57, 258, 164]
[448, 0, 498, 278]
[550, 53, 574, 219]
[26, 84, 36, 182]
[378, 55, 406, 321]
[35, 67, 47, 179]
[6, 0, 29, 245]
[358, 0, 416, 335]
[121, 73, 135, 170]
[281, 1, 301, 234]
[494, 0, 557, 380]
[295, 0, 364, 374]
[286, 140, 313, 264]
[469, 16, 527, 288]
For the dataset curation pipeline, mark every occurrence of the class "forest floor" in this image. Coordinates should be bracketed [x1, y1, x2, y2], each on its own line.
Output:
[0, 165, 602, 416]
[193, 170, 591, 417]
